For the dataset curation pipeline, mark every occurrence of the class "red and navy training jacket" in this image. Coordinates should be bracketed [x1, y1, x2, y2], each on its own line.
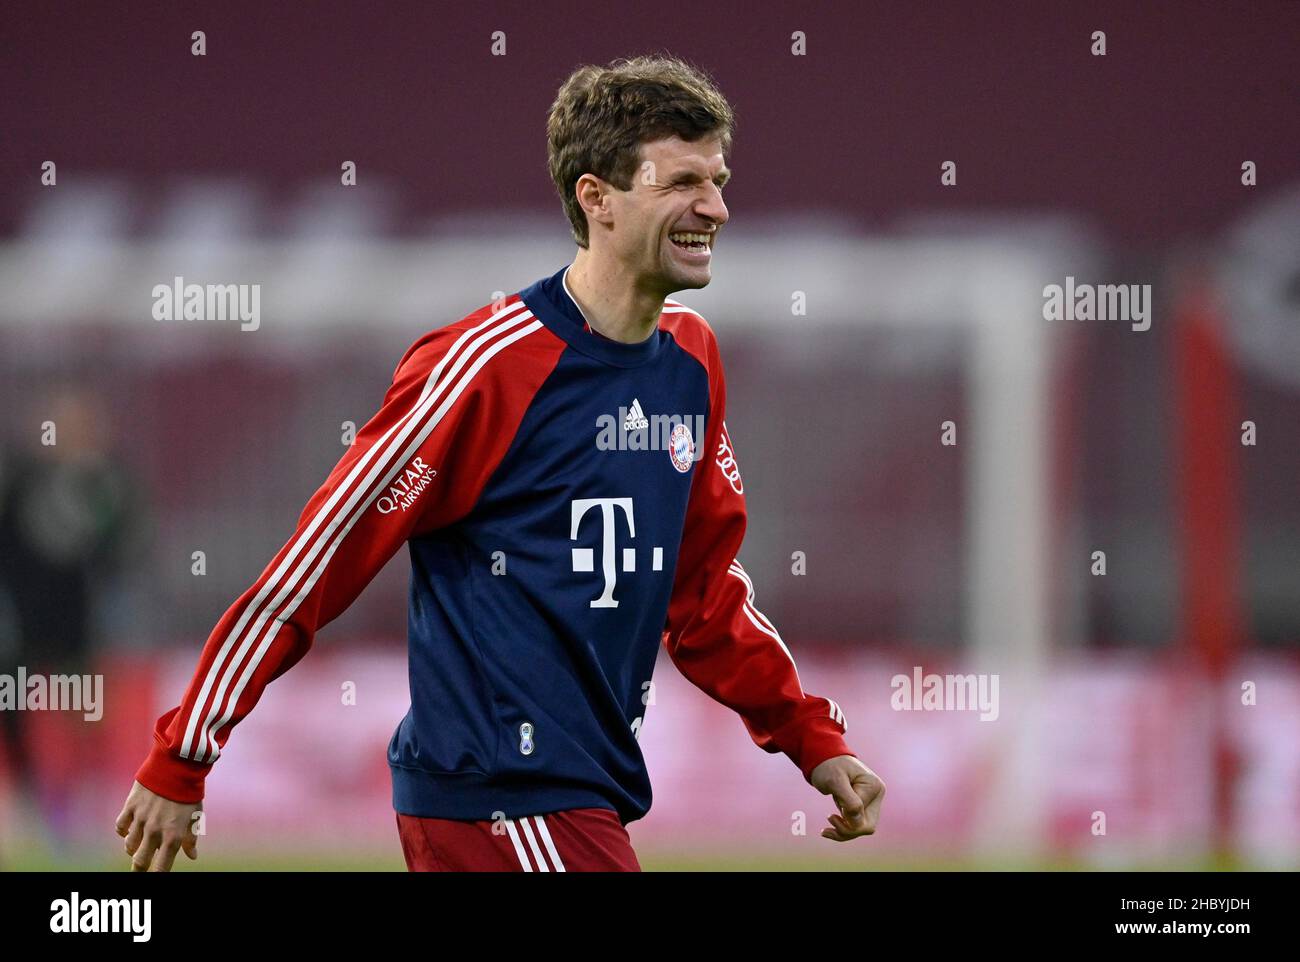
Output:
[135, 263, 854, 824]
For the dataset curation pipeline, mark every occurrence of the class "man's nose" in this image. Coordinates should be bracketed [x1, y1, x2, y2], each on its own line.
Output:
[696, 182, 729, 227]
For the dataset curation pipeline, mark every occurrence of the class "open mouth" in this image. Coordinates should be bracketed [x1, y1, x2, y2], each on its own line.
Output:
[669, 231, 712, 255]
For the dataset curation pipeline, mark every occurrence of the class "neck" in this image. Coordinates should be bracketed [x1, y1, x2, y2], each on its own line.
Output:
[565, 247, 665, 343]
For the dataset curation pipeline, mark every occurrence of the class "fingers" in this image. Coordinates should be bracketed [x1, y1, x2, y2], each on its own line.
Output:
[131, 828, 161, 871]
[132, 829, 185, 872]
[821, 812, 855, 841]
[119, 786, 201, 870]
[829, 775, 871, 840]
[150, 837, 183, 873]
[828, 770, 866, 825]
[124, 817, 144, 859]
[860, 775, 886, 834]
[114, 803, 133, 838]
[820, 770, 887, 842]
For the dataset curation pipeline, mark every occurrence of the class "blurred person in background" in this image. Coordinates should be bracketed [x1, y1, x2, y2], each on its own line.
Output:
[0, 385, 143, 855]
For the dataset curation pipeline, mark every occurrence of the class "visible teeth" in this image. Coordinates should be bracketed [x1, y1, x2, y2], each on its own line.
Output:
[670, 232, 711, 245]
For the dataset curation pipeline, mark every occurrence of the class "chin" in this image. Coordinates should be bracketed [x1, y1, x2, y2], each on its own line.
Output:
[673, 272, 711, 292]
[660, 262, 714, 294]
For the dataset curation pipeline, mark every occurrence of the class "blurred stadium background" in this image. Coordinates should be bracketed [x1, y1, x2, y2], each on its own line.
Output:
[1, 2, 1298, 870]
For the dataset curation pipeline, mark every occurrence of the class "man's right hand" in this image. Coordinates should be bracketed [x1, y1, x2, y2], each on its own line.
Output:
[115, 780, 201, 872]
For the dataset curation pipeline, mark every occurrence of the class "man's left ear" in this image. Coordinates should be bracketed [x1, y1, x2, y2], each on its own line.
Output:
[590, 178, 620, 228]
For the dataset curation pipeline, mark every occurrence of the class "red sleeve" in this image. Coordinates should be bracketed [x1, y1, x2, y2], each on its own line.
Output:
[135, 306, 557, 803]
[662, 322, 854, 784]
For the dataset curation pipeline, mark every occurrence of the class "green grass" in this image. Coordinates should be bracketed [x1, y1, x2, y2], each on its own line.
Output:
[4, 843, 1252, 872]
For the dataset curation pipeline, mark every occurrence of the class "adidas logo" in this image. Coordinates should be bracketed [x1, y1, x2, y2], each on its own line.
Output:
[622, 398, 649, 431]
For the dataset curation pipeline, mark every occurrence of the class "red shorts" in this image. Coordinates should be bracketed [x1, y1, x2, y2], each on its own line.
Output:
[395, 807, 641, 872]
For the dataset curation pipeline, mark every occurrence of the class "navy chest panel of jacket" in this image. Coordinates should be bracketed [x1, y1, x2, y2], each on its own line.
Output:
[137, 265, 853, 824]
[394, 270, 712, 822]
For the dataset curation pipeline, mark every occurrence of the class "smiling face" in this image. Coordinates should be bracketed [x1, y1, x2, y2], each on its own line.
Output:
[597, 134, 730, 296]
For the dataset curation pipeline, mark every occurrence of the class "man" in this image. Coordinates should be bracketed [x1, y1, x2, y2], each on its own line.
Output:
[117, 54, 884, 872]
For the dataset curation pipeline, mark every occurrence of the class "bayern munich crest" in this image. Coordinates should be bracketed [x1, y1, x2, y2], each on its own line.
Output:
[668, 422, 695, 473]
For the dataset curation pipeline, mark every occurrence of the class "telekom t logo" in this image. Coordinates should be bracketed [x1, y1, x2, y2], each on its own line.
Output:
[570, 497, 663, 608]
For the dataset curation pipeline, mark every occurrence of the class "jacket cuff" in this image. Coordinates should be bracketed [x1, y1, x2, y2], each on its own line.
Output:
[780, 715, 856, 784]
[134, 740, 210, 804]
